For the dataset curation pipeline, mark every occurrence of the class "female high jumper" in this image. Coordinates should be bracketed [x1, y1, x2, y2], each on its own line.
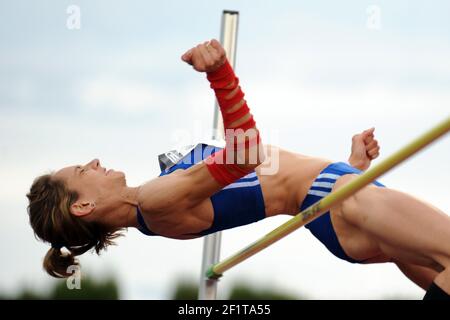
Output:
[27, 39, 450, 300]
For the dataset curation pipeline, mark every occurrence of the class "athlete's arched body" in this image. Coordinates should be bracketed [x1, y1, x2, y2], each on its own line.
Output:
[27, 39, 450, 299]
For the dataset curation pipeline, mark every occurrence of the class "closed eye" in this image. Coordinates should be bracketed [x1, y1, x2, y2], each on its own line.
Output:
[76, 165, 85, 175]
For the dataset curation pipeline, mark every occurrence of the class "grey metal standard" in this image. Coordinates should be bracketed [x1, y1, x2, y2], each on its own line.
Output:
[198, 10, 239, 300]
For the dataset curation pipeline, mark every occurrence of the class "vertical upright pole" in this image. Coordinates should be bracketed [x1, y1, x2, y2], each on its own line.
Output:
[198, 10, 239, 300]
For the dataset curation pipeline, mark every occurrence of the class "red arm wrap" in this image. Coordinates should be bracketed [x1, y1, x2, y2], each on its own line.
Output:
[204, 60, 262, 186]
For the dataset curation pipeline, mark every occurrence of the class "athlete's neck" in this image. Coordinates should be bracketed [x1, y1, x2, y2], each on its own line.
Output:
[97, 186, 142, 230]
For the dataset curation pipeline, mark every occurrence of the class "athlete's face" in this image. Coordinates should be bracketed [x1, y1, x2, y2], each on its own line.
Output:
[53, 159, 126, 203]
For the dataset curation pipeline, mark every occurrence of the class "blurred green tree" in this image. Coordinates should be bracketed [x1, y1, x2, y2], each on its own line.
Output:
[228, 283, 300, 300]
[170, 278, 304, 300]
[15, 288, 45, 300]
[172, 280, 198, 300]
[0, 274, 120, 300]
[50, 276, 120, 300]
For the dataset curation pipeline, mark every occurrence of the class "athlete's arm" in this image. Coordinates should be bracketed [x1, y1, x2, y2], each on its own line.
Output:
[138, 161, 233, 214]
[181, 39, 264, 201]
[348, 127, 380, 171]
[140, 40, 264, 213]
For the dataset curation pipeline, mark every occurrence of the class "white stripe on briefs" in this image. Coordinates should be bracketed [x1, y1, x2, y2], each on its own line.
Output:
[316, 173, 341, 181]
[307, 189, 331, 198]
[311, 181, 334, 189]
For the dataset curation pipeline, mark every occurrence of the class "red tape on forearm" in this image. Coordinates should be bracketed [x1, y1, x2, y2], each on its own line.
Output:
[235, 115, 256, 131]
[223, 103, 249, 127]
[233, 133, 261, 151]
[205, 60, 262, 187]
[207, 61, 234, 81]
[205, 149, 255, 186]
[216, 89, 245, 110]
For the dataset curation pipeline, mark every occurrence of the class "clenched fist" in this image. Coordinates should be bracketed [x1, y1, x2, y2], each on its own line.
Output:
[348, 128, 380, 171]
[181, 39, 227, 73]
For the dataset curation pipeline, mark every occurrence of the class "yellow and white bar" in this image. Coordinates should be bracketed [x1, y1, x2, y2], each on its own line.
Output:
[207, 116, 450, 279]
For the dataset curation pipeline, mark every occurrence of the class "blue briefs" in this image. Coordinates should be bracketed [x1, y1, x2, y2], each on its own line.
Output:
[300, 162, 385, 263]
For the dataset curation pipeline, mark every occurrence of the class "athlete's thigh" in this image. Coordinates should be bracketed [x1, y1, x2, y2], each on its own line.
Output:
[330, 174, 447, 269]
[329, 174, 384, 261]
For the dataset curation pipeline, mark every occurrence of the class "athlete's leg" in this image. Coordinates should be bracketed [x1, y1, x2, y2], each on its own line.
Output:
[394, 260, 438, 290]
[327, 216, 438, 291]
[331, 174, 450, 291]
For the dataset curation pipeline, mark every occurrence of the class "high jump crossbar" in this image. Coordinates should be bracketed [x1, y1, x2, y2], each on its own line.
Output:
[207, 116, 450, 279]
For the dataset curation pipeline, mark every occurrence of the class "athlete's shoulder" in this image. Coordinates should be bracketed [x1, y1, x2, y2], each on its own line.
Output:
[158, 140, 225, 175]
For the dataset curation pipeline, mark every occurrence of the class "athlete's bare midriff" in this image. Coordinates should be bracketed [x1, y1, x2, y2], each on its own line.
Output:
[256, 145, 332, 217]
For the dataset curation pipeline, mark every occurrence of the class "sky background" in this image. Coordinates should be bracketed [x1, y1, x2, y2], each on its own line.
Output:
[1, 0, 449, 299]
